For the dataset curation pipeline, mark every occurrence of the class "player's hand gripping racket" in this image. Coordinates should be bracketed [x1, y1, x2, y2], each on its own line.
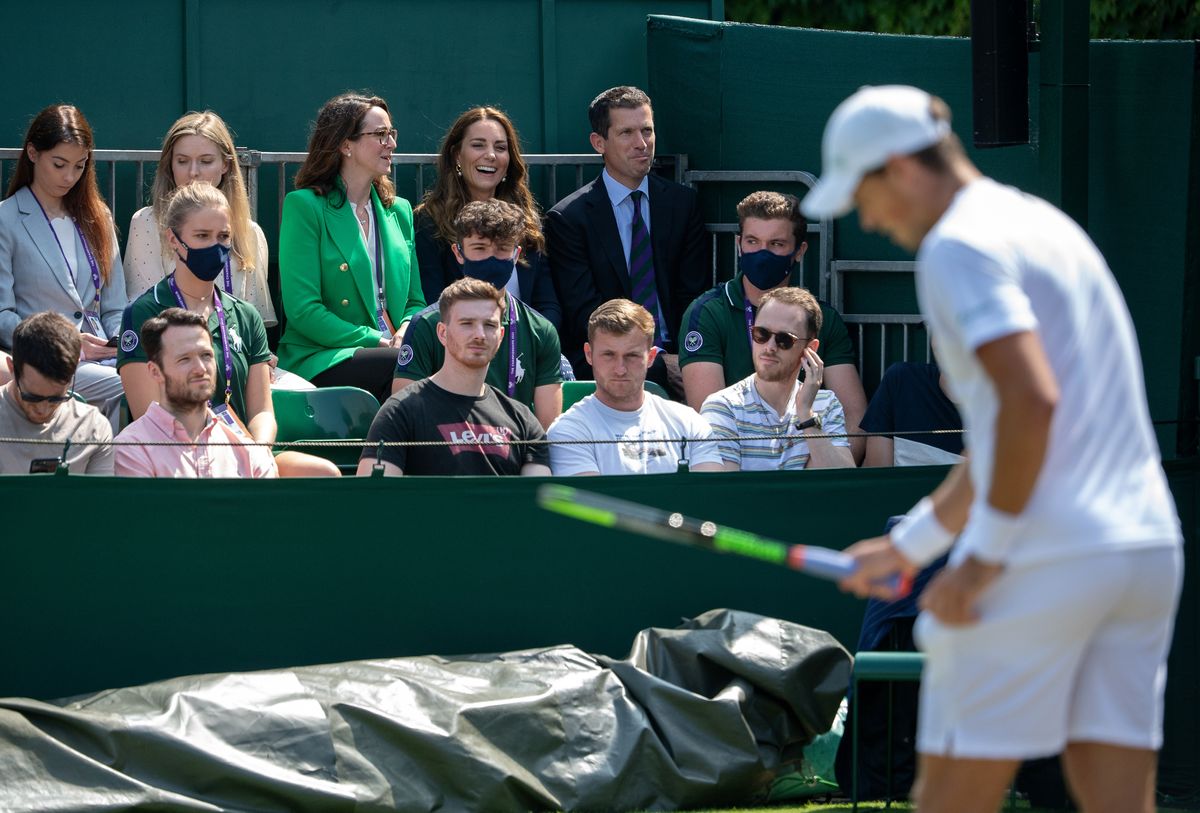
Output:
[537, 484, 912, 597]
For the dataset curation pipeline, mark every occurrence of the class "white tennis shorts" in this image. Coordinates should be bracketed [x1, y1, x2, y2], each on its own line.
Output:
[914, 544, 1182, 760]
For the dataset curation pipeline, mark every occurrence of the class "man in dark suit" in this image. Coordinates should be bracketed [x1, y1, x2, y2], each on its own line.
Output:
[545, 86, 708, 393]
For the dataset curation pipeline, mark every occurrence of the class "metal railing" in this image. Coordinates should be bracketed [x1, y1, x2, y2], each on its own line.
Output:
[235, 151, 614, 235]
[0, 148, 613, 228]
[0, 148, 163, 220]
[0, 148, 925, 382]
[681, 169, 832, 297]
[830, 260, 929, 385]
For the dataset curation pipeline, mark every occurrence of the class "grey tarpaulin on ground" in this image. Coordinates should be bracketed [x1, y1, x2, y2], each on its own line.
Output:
[0, 609, 851, 812]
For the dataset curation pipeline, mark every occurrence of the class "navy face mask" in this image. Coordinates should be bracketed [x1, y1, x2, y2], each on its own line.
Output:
[738, 248, 794, 290]
[460, 248, 517, 289]
[173, 230, 231, 283]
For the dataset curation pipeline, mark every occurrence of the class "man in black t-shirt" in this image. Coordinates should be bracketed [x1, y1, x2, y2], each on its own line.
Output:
[356, 278, 551, 476]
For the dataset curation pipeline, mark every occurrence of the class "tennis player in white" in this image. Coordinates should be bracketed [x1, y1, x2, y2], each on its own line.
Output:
[804, 86, 1182, 813]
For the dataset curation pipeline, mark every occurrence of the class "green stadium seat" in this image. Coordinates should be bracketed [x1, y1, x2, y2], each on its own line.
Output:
[849, 651, 1015, 811]
[850, 651, 925, 810]
[561, 380, 668, 411]
[272, 386, 380, 470]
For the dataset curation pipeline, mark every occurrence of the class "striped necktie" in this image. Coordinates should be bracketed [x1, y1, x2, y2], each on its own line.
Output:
[628, 190, 662, 340]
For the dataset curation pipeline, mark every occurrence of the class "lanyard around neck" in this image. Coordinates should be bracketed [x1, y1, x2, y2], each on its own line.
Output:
[168, 274, 234, 406]
[505, 294, 519, 397]
[33, 192, 103, 320]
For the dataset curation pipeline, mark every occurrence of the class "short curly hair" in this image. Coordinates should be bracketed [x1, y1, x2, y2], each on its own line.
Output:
[452, 199, 526, 245]
[736, 191, 807, 246]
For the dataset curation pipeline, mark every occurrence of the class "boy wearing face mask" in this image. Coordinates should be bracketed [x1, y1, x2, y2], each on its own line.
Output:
[677, 191, 868, 463]
[393, 200, 563, 430]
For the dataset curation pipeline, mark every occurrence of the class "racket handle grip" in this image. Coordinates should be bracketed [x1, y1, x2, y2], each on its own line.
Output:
[793, 547, 913, 599]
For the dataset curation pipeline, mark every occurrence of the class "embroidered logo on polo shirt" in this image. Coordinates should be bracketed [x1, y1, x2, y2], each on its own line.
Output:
[120, 329, 138, 353]
[515, 353, 526, 384]
[397, 344, 414, 367]
[228, 326, 244, 354]
[683, 331, 704, 353]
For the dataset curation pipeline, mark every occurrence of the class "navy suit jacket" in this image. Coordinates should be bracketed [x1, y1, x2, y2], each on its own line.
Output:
[545, 173, 708, 375]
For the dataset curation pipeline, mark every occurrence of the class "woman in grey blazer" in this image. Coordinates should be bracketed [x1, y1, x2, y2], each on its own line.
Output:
[0, 104, 126, 423]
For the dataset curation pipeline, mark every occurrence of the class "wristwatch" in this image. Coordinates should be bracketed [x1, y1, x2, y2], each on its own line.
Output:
[794, 413, 822, 432]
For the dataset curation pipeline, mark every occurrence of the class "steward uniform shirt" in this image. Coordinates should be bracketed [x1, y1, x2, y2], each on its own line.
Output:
[678, 272, 855, 382]
[394, 294, 562, 409]
[117, 277, 272, 423]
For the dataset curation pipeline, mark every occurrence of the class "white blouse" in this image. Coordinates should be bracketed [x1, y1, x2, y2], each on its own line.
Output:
[123, 206, 277, 326]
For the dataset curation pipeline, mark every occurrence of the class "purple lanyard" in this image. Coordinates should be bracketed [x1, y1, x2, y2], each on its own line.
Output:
[32, 193, 103, 327]
[168, 274, 234, 406]
[505, 293, 519, 397]
[744, 298, 756, 346]
[370, 210, 389, 334]
[222, 256, 233, 295]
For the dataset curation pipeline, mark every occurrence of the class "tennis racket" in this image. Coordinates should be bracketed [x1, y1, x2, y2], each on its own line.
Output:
[537, 484, 911, 597]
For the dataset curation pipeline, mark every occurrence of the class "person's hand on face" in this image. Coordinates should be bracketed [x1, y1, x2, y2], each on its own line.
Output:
[795, 344, 824, 415]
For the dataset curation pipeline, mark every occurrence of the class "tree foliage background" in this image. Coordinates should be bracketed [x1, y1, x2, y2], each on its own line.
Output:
[725, 0, 1200, 39]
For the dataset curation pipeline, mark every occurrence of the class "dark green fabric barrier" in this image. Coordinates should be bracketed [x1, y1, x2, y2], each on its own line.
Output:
[2, 467, 942, 701]
[1, 461, 1196, 800]
[647, 18, 1200, 459]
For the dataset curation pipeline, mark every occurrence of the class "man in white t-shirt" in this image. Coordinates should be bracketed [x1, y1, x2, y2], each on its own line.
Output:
[804, 85, 1181, 813]
[547, 299, 722, 475]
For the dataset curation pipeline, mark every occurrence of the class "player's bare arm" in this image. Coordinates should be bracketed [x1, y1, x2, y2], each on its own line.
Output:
[918, 330, 1058, 623]
[975, 330, 1059, 515]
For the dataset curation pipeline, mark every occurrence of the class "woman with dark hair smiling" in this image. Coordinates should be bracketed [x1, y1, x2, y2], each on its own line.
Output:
[276, 92, 425, 403]
[415, 106, 560, 328]
[0, 104, 127, 424]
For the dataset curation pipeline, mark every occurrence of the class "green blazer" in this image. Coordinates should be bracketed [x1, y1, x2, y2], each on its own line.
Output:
[276, 184, 425, 381]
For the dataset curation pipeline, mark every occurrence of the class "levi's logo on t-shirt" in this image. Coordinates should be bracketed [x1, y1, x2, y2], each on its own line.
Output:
[437, 422, 514, 457]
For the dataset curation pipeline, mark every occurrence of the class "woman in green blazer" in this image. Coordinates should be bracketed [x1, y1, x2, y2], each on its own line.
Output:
[277, 92, 425, 403]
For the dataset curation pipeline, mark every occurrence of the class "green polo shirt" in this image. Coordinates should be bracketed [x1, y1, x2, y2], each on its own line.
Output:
[117, 277, 272, 422]
[394, 294, 562, 409]
[678, 272, 855, 383]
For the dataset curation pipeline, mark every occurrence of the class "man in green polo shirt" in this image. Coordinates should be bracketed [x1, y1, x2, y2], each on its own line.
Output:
[393, 200, 563, 429]
[678, 191, 867, 462]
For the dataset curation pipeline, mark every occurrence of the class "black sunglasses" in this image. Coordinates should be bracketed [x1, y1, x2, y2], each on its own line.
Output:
[19, 390, 73, 404]
[750, 325, 807, 351]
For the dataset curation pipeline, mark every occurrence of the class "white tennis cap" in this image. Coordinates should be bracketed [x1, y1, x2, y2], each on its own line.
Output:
[802, 85, 951, 219]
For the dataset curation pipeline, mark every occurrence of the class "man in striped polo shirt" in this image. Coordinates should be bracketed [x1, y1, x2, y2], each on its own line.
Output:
[700, 286, 854, 470]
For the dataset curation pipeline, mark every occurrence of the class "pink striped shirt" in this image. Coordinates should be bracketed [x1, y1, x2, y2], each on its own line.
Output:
[114, 402, 278, 478]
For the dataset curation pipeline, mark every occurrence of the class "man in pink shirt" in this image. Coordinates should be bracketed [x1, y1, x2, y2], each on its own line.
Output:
[115, 308, 277, 478]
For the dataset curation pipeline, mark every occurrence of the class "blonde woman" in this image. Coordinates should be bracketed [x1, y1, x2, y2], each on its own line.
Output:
[124, 111, 275, 327]
[118, 182, 336, 477]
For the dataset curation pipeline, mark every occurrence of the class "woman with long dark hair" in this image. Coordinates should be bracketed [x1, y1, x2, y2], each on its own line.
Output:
[276, 92, 425, 403]
[415, 106, 560, 328]
[0, 104, 126, 423]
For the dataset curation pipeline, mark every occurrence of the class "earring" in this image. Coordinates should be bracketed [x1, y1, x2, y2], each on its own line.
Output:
[501, 175, 507, 183]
